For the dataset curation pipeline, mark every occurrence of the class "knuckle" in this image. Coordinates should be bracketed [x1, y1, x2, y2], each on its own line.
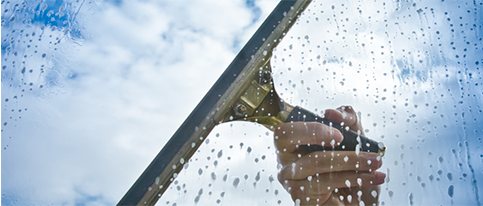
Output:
[312, 122, 328, 133]
[291, 187, 306, 201]
[277, 172, 286, 185]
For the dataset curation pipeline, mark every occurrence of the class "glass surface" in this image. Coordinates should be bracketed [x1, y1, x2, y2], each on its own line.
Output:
[270, 1, 483, 205]
[2, 0, 482, 205]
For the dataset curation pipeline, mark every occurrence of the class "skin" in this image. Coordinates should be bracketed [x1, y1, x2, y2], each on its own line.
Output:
[274, 106, 386, 206]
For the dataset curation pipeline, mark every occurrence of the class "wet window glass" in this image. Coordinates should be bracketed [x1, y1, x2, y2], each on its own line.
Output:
[2, 0, 482, 205]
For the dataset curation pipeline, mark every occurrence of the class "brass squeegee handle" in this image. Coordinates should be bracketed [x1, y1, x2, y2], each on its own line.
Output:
[284, 106, 386, 156]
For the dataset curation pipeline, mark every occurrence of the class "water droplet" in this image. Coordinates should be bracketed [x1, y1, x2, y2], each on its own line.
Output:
[194, 188, 203, 203]
[371, 190, 378, 198]
[233, 177, 240, 187]
[409, 192, 414, 205]
[448, 185, 454, 198]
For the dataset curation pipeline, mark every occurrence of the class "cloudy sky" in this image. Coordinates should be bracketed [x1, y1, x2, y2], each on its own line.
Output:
[2, 0, 483, 205]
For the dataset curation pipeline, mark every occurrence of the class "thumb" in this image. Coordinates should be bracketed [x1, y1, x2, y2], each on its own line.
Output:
[325, 106, 364, 135]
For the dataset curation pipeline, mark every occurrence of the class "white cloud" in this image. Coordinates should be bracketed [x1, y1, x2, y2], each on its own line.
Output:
[2, 0, 282, 205]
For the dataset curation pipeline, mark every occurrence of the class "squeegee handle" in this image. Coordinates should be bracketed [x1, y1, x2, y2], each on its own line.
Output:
[285, 106, 383, 154]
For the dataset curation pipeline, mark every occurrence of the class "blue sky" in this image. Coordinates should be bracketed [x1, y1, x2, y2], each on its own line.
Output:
[2, 0, 483, 205]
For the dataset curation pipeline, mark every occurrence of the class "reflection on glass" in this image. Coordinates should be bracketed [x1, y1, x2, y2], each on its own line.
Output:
[2, 0, 482, 205]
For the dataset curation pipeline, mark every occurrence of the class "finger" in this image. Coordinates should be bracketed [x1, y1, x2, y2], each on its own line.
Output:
[279, 151, 382, 180]
[325, 106, 363, 134]
[282, 171, 385, 205]
[334, 185, 382, 206]
[274, 122, 344, 165]
[274, 122, 343, 154]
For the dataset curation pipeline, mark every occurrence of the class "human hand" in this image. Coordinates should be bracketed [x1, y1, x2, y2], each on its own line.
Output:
[274, 106, 385, 205]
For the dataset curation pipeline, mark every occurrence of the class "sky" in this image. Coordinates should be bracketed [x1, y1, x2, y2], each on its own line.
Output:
[2, 0, 483, 205]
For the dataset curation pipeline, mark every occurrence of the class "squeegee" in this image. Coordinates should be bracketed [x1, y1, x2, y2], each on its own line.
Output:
[118, 0, 385, 205]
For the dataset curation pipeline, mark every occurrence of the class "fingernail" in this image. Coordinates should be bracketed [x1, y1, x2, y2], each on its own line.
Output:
[337, 108, 348, 119]
[335, 107, 343, 114]
[336, 106, 345, 111]
[331, 128, 343, 142]
[374, 172, 386, 184]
